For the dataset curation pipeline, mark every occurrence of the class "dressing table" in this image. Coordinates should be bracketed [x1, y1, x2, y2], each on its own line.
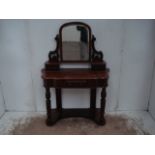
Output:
[41, 22, 109, 126]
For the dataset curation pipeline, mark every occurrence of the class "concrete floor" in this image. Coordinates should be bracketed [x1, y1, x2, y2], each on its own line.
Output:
[0, 111, 155, 134]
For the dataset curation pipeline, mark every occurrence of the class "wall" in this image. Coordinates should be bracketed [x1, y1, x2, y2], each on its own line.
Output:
[0, 82, 5, 117]
[118, 20, 155, 111]
[0, 19, 155, 112]
[149, 62, 155, 119]
[0, 20, 35, 111]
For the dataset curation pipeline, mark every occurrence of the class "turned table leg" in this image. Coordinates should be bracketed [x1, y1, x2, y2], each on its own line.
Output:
[56, 88, 62, 118]
[90, 88, 96, 118]
[99, 87, 106, 125]
[45, 87, 52, 125]
[56, 88, 62, 111]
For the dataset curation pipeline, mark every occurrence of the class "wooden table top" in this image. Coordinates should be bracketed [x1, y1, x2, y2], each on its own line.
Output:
[42, 69, 109, 80]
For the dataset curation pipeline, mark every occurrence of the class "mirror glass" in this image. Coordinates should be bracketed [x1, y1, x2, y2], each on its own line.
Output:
[62, 25, 89, 61]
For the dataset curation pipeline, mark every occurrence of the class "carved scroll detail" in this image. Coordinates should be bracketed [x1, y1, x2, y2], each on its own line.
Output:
[91, 35, 103, 62]
[48, 35, 59, 62]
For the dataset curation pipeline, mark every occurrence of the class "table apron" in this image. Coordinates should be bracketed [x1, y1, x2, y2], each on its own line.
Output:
[43, 79, 108, 88]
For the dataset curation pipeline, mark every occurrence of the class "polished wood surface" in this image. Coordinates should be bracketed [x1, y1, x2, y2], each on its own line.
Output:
[42, 69, 108, 125]
[42, 69, 108, 89]
[42, 21, 109, 126]
[42, 69, 108, 80]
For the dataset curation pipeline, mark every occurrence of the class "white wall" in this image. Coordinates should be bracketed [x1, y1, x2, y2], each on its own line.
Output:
[0, 82, 5, 117]
[0, 19, 155, 112]
[118, 20, 155, 111]
[0, 20, 36, 111]
[149, 62, 155, 119]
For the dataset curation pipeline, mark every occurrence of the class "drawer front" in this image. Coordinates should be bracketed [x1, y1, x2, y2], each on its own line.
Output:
[54, 79, 96, 88]
[43, 79, 108, 88]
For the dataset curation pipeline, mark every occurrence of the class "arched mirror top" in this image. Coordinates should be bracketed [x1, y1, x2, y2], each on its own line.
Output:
[48, 21, 104, 64]
[59, 22, 92, 62]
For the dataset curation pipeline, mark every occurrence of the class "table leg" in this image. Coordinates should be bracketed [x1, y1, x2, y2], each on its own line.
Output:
[90, 88, 96, 118]
[56, 88, 62, 113]
[45, 87, 52, 124]
[99, 87, 106, 125]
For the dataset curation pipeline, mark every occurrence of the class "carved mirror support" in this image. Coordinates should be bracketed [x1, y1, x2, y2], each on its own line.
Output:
[48, 22, 106, 70]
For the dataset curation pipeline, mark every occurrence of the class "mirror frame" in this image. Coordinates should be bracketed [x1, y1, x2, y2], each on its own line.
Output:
[59, 22, 92, 63]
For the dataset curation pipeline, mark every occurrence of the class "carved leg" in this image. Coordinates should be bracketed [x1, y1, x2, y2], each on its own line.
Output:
[99, 88, 106, 125]
[45, 87, 52, 125]
[90, 88, 96, 118]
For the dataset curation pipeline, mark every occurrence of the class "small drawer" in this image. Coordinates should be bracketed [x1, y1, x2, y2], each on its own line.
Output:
[65, 80, 88, 87]
[54, 79, 97, 88]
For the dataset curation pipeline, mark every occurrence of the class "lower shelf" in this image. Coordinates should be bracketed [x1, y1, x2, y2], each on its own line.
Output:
[46, 108, 106, 126]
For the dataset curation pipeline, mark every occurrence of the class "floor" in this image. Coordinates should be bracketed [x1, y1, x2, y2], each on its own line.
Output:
[0, 111, 155, 134]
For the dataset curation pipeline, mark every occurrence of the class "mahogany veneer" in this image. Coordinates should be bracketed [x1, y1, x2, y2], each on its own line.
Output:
[41, 22, 109, 126]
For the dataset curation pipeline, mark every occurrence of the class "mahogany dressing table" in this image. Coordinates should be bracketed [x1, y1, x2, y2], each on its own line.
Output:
[41, 22, 109, 125]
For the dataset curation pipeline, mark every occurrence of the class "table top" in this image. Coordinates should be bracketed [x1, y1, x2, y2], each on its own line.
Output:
[42, 69, 109, 80]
